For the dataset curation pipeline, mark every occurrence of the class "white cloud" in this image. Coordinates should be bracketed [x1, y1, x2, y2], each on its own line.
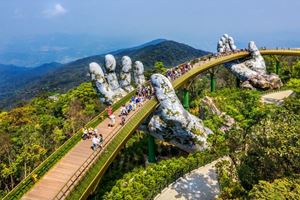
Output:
[43, 3, 67, 18]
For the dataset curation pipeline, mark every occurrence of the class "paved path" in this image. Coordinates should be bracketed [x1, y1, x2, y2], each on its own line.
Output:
[155, 157, 230, 200]
[22, 101, 143, 200]
[261, 90, 294, 104]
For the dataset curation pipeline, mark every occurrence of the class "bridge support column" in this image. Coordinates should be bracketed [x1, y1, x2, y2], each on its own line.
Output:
[147, 134, 156, 163]
[236, 77, 240, 88]
[183, 88, 190, 110]
[210, 73, 216, 92]
[275, 60, 280, 75]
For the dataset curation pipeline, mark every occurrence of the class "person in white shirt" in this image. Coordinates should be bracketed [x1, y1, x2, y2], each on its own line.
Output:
[108, 114, 116, 128]
[92, 135, 99, 151]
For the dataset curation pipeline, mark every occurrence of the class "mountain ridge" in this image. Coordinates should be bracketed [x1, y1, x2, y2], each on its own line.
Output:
[0, 39, 209, 110]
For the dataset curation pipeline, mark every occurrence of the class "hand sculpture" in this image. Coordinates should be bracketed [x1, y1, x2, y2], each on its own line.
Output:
[134, 61, 146, 88]
[120, 56, 135, 93]
[89, 62, 120, 104]
[217, 34, 237, 53]
[105, 54, 127, 96]
[89, 55, 146, 104]
[148, 74, 213, 152]
[218, 34, 282, 90]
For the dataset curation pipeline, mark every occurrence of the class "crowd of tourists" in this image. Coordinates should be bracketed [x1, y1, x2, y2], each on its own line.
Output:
[260, 47, 294, 51]
[107, 85, 154, 128]
[82, 85, 154, 151]
[166, 63, 193, 81]
[81, 127, 104, 151]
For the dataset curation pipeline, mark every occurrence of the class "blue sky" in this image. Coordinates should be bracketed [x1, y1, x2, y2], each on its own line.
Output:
[1, 0, 300, 65]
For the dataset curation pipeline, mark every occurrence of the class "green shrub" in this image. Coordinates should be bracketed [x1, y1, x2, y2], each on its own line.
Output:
[216, 160, 246, 199]
[103, 151, 218, 200]
[249, 176, 300, 200]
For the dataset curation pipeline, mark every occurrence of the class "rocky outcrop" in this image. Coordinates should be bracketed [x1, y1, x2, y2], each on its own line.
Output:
[218, 34, 283, 90]
[201, 96, 235, 132]
[148, 74, 213, 152]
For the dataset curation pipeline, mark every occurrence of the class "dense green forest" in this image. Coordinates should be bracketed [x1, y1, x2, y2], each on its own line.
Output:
[214, 87, 300, 199]
[0, 83, 102, 197]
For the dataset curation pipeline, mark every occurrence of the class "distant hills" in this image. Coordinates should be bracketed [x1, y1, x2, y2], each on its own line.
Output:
[0, 33, 144, 67]
[0, 62, 62, 105]
[0, 39, 209, 109]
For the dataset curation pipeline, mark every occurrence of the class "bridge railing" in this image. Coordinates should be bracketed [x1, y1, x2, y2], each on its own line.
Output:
[2, 90, 136, 200]
[54, 101, 139, 199]
[66, 99, 158, 199]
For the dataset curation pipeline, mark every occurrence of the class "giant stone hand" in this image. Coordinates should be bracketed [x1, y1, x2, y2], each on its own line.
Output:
[148, 74, 213, 152]
[134, 61, 146, 88]
[89, 54, 145, 104]
[89, 62, 120, 104]
[218, 34, 282, 90]
[120, 56, 135, 93]
[89, 54, 130, 104]
[105, 54, 127, 96]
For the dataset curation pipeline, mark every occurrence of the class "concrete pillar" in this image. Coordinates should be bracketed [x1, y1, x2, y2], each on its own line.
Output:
[183, 88, 190, 110]
[147, 134, 156, 163]
[210, 73, 216, 92]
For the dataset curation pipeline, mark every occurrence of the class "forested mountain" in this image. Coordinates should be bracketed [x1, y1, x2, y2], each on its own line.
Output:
[0, 62, 62, 104]
[0, 40, 209, 109]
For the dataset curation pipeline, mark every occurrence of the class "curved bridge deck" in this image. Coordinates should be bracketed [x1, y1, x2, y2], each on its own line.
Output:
[22, 102, 144, 200]
[14, 49, 300, 199]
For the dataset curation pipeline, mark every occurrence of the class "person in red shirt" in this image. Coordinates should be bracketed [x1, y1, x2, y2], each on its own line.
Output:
[107, 105, 113, 117]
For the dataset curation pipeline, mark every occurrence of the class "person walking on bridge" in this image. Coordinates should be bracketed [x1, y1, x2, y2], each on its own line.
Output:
[107, 105, 113, 117]
[107, 105, 115, 128]
[92, 135, 100, 151]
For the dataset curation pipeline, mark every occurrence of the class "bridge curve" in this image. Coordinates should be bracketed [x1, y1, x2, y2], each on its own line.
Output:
[65, 49, 300, 199]
[4, 49, 300, 200]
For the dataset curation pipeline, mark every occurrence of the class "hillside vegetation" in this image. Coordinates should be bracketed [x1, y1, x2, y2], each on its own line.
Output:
[0, 83, 101, 197]
[0, 62, 62, 107]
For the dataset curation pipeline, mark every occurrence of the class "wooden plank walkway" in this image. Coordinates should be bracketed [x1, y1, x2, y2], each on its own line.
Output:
[22, 101, 143, 200]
